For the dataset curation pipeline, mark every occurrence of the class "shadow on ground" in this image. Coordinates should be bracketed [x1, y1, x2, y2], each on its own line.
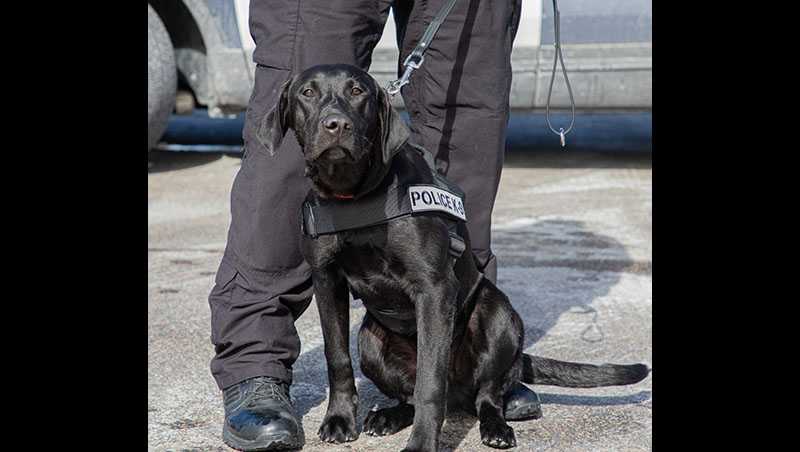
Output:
[538, 391, 651, 407]
[289, 218, 650, 450]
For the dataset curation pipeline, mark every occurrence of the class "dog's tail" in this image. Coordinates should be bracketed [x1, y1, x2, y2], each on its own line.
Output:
[521, 353, 650, 388]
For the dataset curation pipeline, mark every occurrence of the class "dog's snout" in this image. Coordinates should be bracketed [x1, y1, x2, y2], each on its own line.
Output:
[322, 115, 352, 135]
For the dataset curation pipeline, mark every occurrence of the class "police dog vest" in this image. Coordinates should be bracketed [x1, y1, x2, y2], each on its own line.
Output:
[301, 146, 467, 258]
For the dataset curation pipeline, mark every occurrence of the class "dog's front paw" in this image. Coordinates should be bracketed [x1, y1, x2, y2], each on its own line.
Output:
[364, 404, 414, 436]
[318, 413, 358, 443]
[480, 421, 517, 449]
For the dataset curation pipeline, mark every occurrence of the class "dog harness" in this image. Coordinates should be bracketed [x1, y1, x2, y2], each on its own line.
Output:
[301, 145, 485, 335]
[301, 145, 468, 260]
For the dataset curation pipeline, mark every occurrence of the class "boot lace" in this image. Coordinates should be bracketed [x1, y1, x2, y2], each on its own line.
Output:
[250, 377, 290, 406]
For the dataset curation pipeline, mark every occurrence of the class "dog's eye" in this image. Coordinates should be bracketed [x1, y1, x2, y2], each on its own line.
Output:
[302, 88, 315, 97]
[351, 87, 363, 96]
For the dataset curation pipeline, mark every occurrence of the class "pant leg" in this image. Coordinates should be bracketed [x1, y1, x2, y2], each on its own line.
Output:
[395, 0, 522, 283]
[209, 0, 392, 391]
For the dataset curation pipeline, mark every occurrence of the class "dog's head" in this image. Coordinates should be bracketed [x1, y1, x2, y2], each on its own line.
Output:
[256, 64, 409, 199]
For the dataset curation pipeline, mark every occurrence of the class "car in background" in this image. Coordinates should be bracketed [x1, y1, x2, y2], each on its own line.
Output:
[147, 0, 651, 150]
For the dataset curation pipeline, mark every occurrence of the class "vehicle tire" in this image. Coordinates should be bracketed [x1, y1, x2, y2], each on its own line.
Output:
[148, 4, 176, 151]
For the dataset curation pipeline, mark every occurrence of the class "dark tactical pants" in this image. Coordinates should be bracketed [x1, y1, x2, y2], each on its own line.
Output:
[209, 0, 522, 390]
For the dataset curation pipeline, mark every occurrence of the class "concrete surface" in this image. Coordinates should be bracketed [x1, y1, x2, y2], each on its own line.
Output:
[148, 149, 652, 451]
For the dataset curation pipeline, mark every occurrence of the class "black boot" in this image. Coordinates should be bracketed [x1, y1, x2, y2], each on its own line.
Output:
[504, 382, 543, 421]
[222, 376, 305, 451]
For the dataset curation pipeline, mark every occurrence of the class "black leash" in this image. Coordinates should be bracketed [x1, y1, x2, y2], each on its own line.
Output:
[545, 0, 576, 148]
[387, 0, 576, 148]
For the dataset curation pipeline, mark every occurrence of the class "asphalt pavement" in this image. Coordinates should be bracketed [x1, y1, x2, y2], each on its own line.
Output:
[148, 146, 652, 451]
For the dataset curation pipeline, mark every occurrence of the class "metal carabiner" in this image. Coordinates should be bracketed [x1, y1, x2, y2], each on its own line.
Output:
[386, 66, 413, 96]
[386, 53, 425, 96]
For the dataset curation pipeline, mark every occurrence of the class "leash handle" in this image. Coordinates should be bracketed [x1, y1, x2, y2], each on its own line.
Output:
[545, 0, 576, 148]
[388, 0, 576, 149]
[386, 0, 459, 96]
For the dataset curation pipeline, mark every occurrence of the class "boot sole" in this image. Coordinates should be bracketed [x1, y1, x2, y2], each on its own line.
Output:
[223, 426, 305, 451]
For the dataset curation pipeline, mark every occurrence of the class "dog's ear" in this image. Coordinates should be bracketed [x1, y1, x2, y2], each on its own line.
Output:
[256, 77, 293, 155]
[377, 87, 410, 164]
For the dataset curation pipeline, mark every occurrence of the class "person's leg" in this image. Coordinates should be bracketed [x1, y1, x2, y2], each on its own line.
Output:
[208, 61, 313, 392]
[394, 0, 522, 284]
[209, 1, 393, 449]
[210, 0, 394, 393]
[208, 50, 314, 452]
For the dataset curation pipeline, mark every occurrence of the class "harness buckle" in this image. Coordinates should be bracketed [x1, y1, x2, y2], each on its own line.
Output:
[448, 231, 466, 259]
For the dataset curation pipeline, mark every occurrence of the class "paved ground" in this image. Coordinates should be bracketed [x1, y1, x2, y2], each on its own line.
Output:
[148, 149, 652, 451]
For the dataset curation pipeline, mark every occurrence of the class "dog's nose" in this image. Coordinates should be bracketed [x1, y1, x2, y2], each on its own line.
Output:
[322, 115, 351, 135]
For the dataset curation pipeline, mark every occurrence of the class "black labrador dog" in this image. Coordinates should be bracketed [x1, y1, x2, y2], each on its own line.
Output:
[257, 64, 649, 451]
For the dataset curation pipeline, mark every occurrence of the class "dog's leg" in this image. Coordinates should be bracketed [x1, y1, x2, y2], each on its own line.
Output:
[364, 403, 416, 437]
[473, 354, 519, 449]
[402, 279, 458, 452]
[358, 314, 417, 436]
[476, 382, 517, 449]
[314, 266, 359, 444]
[469, 287, 523, 448]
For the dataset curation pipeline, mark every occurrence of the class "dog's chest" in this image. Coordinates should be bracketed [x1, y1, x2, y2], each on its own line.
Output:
[336, 235, 420, 334]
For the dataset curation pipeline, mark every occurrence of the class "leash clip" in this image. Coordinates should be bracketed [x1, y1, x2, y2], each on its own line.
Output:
[386, 74, 409, 96]
[559, 128, 566, 148]
[386, 53, 425, 96]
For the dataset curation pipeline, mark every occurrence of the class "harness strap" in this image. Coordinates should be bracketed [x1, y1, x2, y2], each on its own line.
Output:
[301, 146, 468, 261]
[447, 226, 466, 258]
[302, 147, 465, 237]
[386, 0, 460, 95]
[301, 181, 416, 238]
